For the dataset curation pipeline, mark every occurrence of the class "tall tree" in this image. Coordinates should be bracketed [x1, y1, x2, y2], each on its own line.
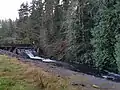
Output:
[17, 2, 30, 43]
[65, 0, 94, 66]
[91, 0, 118, 73]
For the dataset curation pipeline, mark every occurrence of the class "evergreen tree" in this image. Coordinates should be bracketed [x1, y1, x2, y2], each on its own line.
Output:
[91, 0, 119, 73]
[66, 0, 94, 66]
[114, 1, 120, 72]
[17, 2, 30, 43]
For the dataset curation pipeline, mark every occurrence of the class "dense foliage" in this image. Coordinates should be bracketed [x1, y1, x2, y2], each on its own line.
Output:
[1, 0, 120, 73]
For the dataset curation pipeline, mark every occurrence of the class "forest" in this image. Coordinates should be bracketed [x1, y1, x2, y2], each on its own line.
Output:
[0, 0, 120, 73]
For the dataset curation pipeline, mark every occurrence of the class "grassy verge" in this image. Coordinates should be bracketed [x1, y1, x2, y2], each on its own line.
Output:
[0, 55, 80, 90]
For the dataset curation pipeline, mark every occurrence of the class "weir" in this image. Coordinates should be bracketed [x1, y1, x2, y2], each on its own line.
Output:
[0, 44, 55, 63]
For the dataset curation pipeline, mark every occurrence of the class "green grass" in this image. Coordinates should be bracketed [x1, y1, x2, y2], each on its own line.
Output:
[0, 55, 79, 90]
[0, 55, 35, 90]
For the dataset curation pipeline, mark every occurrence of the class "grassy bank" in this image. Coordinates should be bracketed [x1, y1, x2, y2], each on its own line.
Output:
[0, 55, 81, 90]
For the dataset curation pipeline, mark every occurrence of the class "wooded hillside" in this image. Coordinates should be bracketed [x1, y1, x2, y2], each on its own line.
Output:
[0, 0, 120, 73]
